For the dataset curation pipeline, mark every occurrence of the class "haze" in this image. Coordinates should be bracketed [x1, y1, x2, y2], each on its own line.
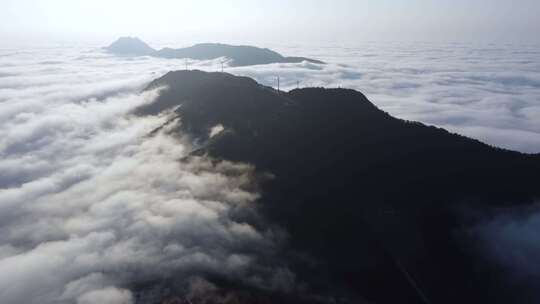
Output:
[2, 0, 540, 46]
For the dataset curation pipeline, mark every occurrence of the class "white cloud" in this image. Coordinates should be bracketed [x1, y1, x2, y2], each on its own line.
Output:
[0, 48, 289, 304]
[209, 124, 225, 138]
[77, 287, 133, 304]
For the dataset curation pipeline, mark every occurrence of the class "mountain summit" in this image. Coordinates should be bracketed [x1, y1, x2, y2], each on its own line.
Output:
[105, 37, 156, 56]
[138, 70, 540, 304]
[105, 37, 324, 66]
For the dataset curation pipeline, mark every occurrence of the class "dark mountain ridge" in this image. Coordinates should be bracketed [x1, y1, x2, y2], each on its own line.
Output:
[105, 37, 324, 66]
[137, 70, 540, 304]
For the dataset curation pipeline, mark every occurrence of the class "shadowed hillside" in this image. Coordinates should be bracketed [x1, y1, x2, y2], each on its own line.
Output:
[138, 70, 540, 304]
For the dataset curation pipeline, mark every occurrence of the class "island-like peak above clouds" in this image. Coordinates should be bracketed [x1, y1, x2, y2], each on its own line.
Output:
[105, 36, 157, 56]
[105, 37, 324, 67]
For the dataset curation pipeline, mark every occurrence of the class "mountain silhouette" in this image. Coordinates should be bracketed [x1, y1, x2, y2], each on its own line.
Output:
[104, 37, 156, 56]
[137, 70, 540, 304]
[105, 37, 324, 66]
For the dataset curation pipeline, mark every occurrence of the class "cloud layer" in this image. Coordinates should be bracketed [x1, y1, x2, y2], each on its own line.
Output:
[0, 48, 289, 304]
[224, 42, 540, 153]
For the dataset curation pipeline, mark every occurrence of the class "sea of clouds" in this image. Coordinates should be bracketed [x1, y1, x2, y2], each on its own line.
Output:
[0, 47, 292, 304]
[1, 41, 539, 303]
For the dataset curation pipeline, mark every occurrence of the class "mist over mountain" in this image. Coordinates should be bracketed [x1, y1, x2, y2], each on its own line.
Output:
[2, 43, 540, 304]
[3, 0, 540, 302]
[137, 70, 540, 304]
[105, 37, 324, 66]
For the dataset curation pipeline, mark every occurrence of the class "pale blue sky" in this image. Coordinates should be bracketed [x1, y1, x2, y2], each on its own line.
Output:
[1, 0, 539, 45]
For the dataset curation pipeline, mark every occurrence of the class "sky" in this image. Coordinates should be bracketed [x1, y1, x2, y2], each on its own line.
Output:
[1, 0, 540, 46]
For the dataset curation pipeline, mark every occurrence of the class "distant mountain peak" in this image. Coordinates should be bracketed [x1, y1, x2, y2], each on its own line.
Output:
[105, 37, 156, 56]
